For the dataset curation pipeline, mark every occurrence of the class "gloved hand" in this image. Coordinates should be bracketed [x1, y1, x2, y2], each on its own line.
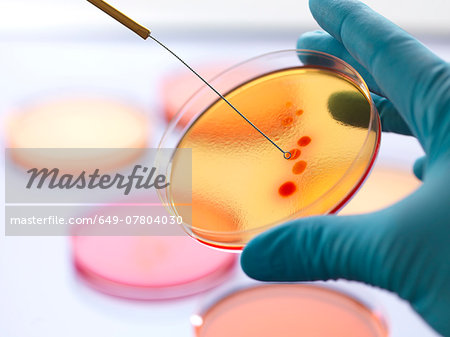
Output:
[241, 0, 450, 335]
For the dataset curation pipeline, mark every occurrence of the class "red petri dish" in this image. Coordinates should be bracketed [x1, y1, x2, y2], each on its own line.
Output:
[71, 198, 237, 300]
[193, 284, 388, 337]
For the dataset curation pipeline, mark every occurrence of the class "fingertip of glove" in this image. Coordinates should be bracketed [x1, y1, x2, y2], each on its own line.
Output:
[297, 31, 339, 54]
[240, 236, 269, 280]
[241, 221, 310, 281]
[413, 156, 426, 181]
[297, 30, 327, 48]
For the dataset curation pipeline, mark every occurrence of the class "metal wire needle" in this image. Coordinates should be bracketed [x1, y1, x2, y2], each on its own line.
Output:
[87, 0, 291, 159]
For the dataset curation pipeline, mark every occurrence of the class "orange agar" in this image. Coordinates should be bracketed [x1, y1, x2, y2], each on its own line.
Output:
[288, 149, 301, 160]
[297, 136, 311, 146]
[292, 160, 307, 174]
[278, 181, 296, 197]
[169, 65, 380, 250]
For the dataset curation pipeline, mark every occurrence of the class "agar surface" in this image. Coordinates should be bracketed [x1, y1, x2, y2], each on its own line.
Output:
[170, 67, 377, 248]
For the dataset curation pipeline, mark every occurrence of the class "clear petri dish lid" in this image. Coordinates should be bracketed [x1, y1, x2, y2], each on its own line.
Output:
[159, 61, 261, 127]
[71, 195, 237, 300]
[192, 284, 388, 337]
[157, 49, 381, 250]
[160, 62, 235, 126]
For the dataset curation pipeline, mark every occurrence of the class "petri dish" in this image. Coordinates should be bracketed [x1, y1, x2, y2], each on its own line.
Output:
[160, 63, 233, 126]
[71, 196, 237, 300]
[340, 165, 421, 214]
[6, 96, 149, 171]
[192, 284, 388, 337]
[157, 50, 381, 250]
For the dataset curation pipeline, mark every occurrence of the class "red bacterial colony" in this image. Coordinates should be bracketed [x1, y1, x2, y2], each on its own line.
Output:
[279, 181, 297, 197]
[292, 160, 307, 174]
[288, 149, 301, 160]
[297, 136, 311, 146]
[282, 116, 294, 126]
[277, 104, 312, 197]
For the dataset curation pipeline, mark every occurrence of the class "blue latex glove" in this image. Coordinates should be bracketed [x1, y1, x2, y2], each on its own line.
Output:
[241, 0, 450, 335]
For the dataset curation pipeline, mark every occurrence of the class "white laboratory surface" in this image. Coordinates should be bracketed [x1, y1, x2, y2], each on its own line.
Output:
[0, 15, 448, 337]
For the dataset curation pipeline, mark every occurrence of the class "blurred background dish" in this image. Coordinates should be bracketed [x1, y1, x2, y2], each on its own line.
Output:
[73, 234, 236, 300]
[192, 284, 388, 337]
[72, 195, 237, 300]
[340, 166, 421, 215]
[5, 96, 149, 172]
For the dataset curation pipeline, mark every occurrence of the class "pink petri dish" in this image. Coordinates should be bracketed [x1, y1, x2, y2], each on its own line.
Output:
[73, 235, 236, 300]
[192, 284, 388, 337]
[72, 198, 237, 300]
